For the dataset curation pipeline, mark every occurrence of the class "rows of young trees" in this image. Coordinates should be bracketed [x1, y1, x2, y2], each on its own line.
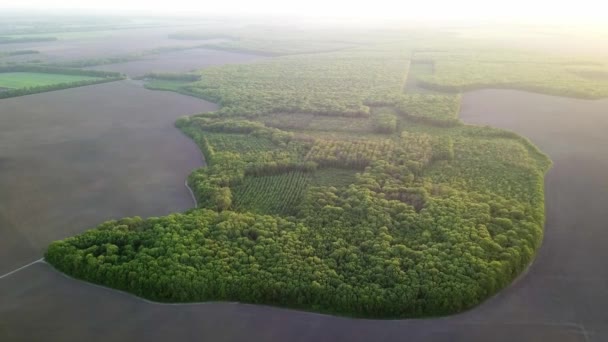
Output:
[232, 171, 312, 215]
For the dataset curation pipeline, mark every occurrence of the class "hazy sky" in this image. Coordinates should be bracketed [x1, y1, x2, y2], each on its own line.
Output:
[5, 0, 608, 24]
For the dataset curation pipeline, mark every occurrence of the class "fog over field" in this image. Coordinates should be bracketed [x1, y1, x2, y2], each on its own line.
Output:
[1, 2, 607, 342]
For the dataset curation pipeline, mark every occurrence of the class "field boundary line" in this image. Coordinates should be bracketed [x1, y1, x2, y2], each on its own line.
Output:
[47, 263, 240, 306]
[185, 179, 198, 208]
[0, 258, 44, 280]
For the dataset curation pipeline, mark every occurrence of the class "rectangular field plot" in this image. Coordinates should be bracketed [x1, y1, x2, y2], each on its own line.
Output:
[232, 171, 311, 215]
[0, 72, 101, 89]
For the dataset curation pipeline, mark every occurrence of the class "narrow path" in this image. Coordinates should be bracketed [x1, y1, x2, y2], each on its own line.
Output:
[185, 179, 198, 208]
[0, 258, 44, 280]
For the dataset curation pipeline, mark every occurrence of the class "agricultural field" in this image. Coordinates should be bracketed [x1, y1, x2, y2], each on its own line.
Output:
[0, 66, 124, 98]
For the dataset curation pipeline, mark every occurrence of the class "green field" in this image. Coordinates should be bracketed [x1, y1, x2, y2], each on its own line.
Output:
[0, 72, 101, 89]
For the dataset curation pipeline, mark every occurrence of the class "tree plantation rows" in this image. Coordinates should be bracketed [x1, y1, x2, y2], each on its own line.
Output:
[232, 171, 311, 215]
[46, 45, 553, 318]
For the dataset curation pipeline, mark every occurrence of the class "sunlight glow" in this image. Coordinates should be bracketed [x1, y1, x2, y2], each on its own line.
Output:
[4, 0, 608, 25]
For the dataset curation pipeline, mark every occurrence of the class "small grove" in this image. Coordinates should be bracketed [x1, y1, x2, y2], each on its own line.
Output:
[46, 45, 552, 318]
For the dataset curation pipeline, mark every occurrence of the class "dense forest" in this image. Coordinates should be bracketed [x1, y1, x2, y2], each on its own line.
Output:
[413, 50, 608, 98]
[47, 43, 555, 317]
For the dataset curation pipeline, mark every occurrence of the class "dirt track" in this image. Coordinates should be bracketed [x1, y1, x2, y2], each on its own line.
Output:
[1, 88, 606, 341]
